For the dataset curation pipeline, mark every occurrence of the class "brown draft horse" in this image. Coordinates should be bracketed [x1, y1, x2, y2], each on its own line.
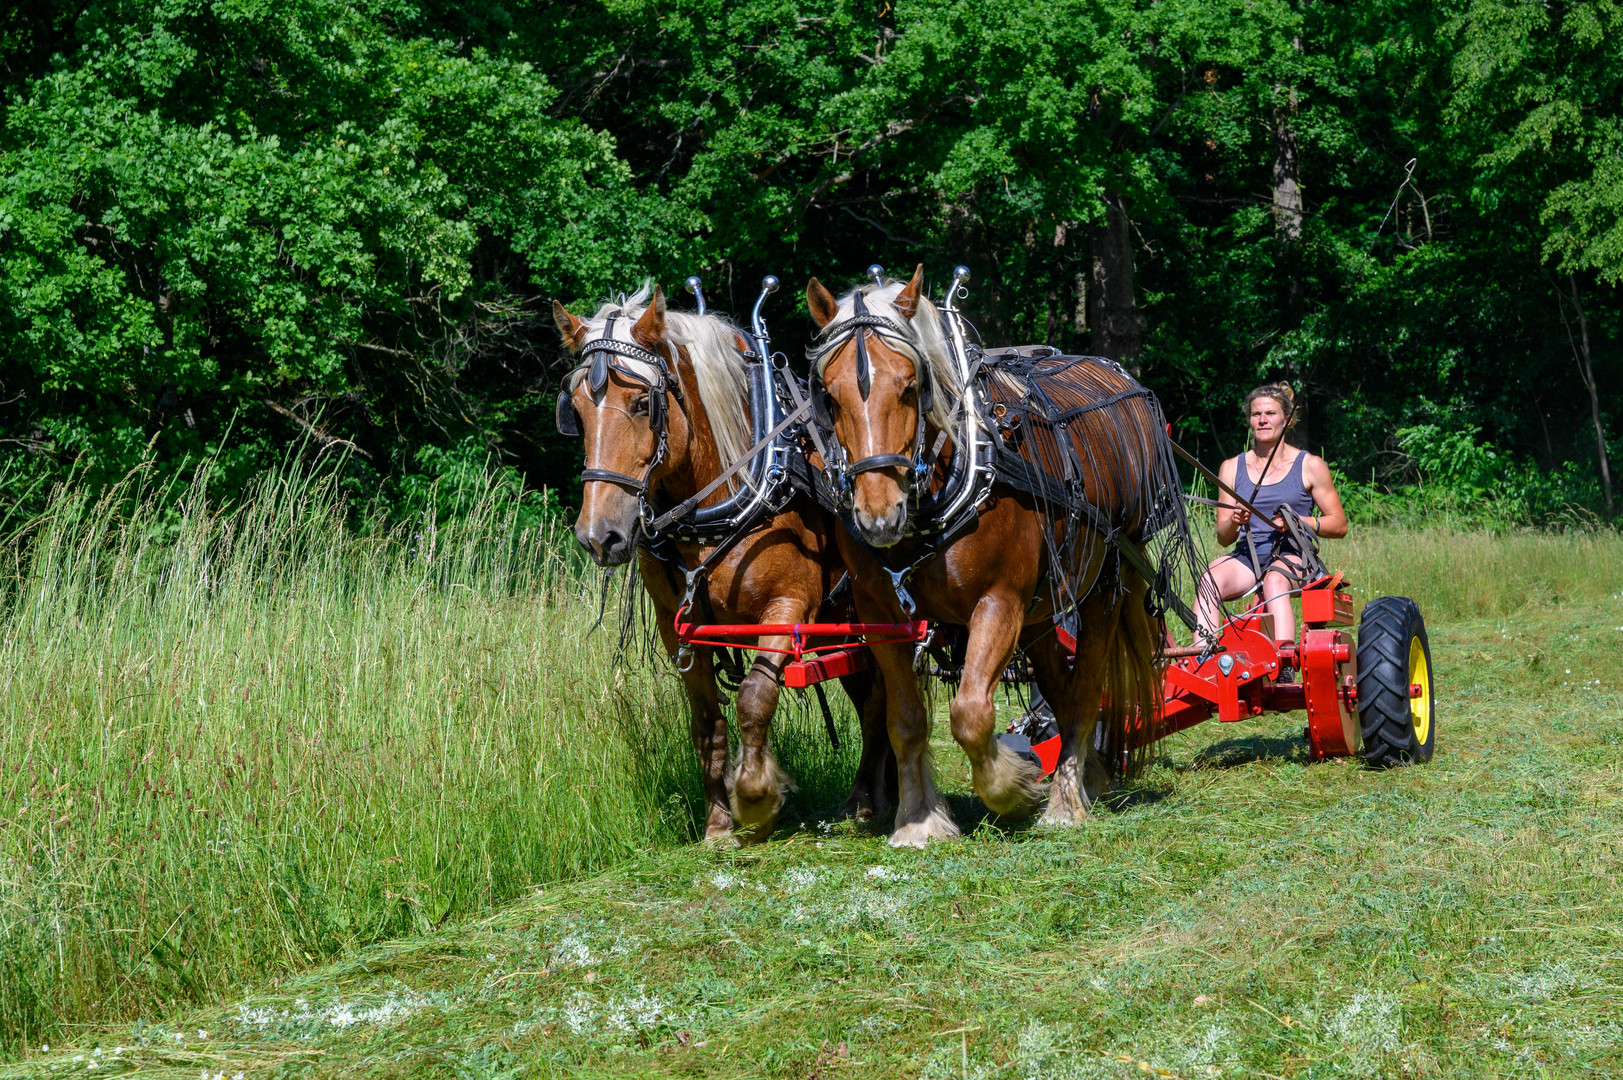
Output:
[554, 283, 891, 843]
[806, 267, 1166, 847]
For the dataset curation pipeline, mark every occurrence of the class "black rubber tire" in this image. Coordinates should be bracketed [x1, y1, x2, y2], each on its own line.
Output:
[1355, 596, 1436, 767]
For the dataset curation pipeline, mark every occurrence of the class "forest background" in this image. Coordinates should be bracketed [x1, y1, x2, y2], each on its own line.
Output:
[3, 0, 1620, 526]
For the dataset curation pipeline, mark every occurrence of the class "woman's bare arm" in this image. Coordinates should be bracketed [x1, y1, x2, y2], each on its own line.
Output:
[1302, 455, 1348, 539]
[1214, 456, 1249, 546]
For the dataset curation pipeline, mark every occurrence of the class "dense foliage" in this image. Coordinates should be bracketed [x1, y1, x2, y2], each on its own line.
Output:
[2, 0, 1618, 521]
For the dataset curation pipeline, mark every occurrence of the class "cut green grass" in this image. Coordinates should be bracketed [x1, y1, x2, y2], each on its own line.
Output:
[9, 588, 1623, 1078]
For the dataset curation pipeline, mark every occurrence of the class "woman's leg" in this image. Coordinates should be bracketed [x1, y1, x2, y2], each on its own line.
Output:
[1197, 555, 1258, 633]
[1260, 554, 1308, 644]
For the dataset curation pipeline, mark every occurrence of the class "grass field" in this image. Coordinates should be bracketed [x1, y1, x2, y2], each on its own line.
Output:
[3, 473, 1622, 1075]
[0, 468, 857, 1054]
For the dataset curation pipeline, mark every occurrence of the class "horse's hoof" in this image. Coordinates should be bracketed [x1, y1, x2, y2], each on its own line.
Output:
[972, 747, 1046, 819]
[888, 808, 960, 848]
[733, 818, 778, 846]
[703, 822, 740, 847]
[836, 789, 880, 820]
[1037, 804, 1087, 828]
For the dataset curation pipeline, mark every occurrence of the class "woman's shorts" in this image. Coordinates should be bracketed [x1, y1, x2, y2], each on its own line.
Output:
[1218, 536, 1304, 577]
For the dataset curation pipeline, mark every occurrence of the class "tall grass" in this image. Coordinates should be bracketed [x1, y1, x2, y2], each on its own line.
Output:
[0, 463, 861, 1053]
[1329, 526, 1623, 620]
[5, 460, 1617, 1056]
[1180, 483, 1622, 622]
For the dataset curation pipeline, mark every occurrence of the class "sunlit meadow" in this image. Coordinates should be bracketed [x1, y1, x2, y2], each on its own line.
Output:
[0, 463, 860, 1052]
[2, 460, 1621, 1071]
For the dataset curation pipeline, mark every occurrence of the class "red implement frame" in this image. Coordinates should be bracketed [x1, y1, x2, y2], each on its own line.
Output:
[1033, 575, 1361, 770]
[673, 614, 929, 688]
[676, 577, 1361, 767]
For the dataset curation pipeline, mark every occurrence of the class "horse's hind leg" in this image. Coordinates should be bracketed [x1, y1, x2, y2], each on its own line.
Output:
[953, 591, 1045, 820]
[1029, 590, 1122, 826]
[836, 667, 895, 820]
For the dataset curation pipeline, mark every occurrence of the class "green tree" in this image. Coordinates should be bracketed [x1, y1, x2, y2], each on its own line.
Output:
[0, 0, 685, 504]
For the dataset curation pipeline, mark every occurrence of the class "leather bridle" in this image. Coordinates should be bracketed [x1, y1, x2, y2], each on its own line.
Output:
[807, 289, 936, 506]
[555, 313, 684, 519]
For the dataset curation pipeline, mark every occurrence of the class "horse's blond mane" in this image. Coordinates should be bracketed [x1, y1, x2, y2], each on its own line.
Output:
[572, 281, 756, 490]
[811, 279, 978, 434]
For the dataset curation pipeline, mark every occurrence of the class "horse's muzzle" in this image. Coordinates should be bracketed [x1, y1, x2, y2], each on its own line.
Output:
[853, 501, 909, 548]
[576, 519, 635, 566]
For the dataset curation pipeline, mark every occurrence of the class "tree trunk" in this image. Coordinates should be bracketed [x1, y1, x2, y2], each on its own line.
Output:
[1271, 84, 1303, 244]
[1087, 190, 1143, 374]
[1566, 275, 1615, 518]
[1272, 41, 1305, 342]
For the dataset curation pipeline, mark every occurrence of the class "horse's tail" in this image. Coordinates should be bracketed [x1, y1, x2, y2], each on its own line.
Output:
[1093, 558, 1168, 781]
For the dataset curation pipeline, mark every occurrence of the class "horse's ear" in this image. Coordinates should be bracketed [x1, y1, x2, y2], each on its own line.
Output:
[807, 277, 838, 328]
[894, 264, 926, 319]
[553, 300, 588, 352]
[631, 286, 667, 347]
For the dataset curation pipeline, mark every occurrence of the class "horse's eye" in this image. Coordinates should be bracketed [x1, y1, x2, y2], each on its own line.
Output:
[900, 382, 918, 403]
[631, 394, 651, 417]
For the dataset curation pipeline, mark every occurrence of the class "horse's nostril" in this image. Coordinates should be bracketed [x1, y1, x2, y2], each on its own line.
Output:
[603, 526, 629, 560]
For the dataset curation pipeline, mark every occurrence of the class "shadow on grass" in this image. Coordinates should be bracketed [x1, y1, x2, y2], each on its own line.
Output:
[773, 794, 895, 843]
[774, 780, 1185, 844]
[1189, 729, 1312, 769]
[1099, 782, 1177, 813]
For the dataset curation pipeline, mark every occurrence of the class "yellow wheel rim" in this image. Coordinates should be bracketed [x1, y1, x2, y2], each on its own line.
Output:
[1409, 636, 1432, 746]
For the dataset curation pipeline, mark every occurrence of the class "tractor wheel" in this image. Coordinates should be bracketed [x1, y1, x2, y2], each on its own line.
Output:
[1355, 597, 1435, 767]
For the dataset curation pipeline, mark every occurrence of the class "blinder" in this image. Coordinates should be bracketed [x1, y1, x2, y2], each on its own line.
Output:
[556, 389, 582, 436]
[648, 387, 667, 431]
[810, 373, 836, 431]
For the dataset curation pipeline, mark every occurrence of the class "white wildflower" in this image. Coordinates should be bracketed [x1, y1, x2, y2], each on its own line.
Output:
[784, 867, 819, 891]
[551, 934, 594, 966]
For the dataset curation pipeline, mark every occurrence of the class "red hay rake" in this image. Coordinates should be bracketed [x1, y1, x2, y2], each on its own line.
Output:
[676, 567, 1435, 772]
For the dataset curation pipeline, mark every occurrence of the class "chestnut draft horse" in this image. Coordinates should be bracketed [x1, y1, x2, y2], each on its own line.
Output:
[553, 284, 891, 843]
[806, 268, 1181, 847]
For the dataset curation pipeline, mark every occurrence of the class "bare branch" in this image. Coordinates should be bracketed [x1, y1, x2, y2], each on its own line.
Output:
[263, 399, 373, 459]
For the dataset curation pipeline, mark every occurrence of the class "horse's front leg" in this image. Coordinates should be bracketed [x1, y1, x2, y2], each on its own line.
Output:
[864, 638, 958, 847]
[1027, 589, 1122, 826]
[954, 590, 1046, 819]
[657, 618, 734, 843]
[729, 603, 808, 844]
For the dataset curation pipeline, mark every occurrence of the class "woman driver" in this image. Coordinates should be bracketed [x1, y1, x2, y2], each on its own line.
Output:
[1196, 383, 1347, 667]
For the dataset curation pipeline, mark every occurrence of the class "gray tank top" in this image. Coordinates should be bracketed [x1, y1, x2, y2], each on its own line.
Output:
[1236, 450, 1315, 548]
